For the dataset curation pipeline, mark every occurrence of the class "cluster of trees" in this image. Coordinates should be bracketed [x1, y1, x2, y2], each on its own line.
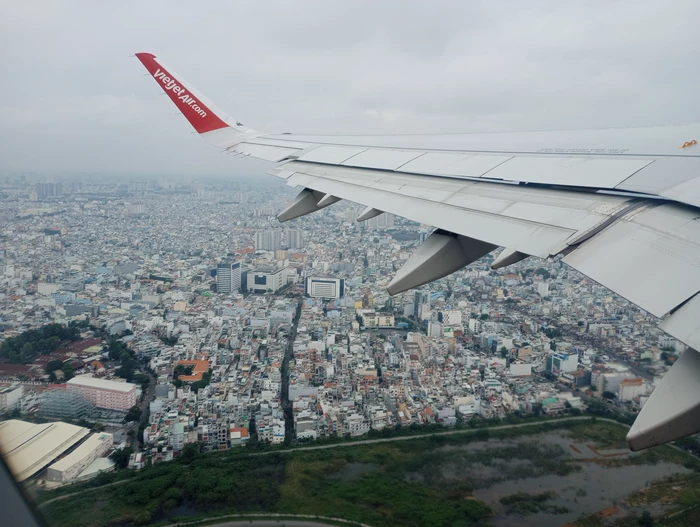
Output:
[172, 364, 193, 388]
[158, 335, 178, 346]
[190, 370, 212, 393]
[543, 327, 563, 339]
[45, 359, 74, 381]
[124, 405, 142, 423]
[109, 446, 134, 469]
[104, 337, 142, 383]
[0, 323, 80, 364]
[172, 365, 210, 393]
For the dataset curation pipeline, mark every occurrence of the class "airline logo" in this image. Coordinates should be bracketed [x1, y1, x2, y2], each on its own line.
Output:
[152, 68, 207, 118]
[136, 52, 228, 134]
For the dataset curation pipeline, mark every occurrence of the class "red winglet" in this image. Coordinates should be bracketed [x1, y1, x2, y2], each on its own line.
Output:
[135, 52, 228, 134]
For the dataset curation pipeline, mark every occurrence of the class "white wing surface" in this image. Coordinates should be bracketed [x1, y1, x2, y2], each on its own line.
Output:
[136, 52, 700, 451]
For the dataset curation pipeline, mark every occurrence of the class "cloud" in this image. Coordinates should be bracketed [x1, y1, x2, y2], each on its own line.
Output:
[1, 0, 699, 176]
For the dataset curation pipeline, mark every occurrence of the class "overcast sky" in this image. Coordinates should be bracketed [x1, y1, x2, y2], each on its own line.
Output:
[1, 0, 699, 177]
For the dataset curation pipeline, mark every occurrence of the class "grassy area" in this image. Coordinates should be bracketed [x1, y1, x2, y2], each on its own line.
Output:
[566, 420, 629, 449]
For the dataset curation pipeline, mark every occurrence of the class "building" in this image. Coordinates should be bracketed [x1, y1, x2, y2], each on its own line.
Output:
[128, 181, 148, 193]
[414, 290, 429, 319]
[38, 389, 94, 419]
[0, 420, 91, 482]
[169, 423, 185, 451]
[35, 182, 63, 199]
[537, 282, 550, 297]
[441, 310, 462, 326]
[129, 203, 146, 216]
[46, 432, 113, 482]
[619, 378, 645, 402]
[0, 385, 23, 411]
[305, 276, 345, 299]
[217, 262, 241, 293]
[366, 213, 395, 230]
[548, 352, 578, 374]
[254, 229, 282, 251]
[361, 311, 395, 328]
[176, 360, 209, 382]
[285, 229, 305, 250]
[247, 266, 286, 293]
[67, 376, 137, 411]
[229, 427, 250, 447]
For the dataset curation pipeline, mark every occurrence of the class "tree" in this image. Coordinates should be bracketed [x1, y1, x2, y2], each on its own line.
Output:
[61, 362, 74, 380]
[124, 405, 142, 423]
[181, 443, 199, 464]
[45, 359, 64, 373]
[109, 446, 134, 469]
[602, 391, 616, 400]
[500, 346, 509, 359]
[637, 511, 654, 527]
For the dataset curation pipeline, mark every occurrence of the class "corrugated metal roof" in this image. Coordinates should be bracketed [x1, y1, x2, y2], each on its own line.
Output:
[0, 420, 90, 481]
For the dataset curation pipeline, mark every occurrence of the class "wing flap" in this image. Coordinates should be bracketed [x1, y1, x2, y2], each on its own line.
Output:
[563, 204, 700, 317]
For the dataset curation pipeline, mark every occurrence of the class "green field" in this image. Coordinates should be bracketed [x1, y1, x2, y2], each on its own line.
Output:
[37, 419, 700, 527]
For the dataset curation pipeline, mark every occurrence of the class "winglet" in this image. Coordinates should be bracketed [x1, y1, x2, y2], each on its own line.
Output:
[135, 52, 257, 140]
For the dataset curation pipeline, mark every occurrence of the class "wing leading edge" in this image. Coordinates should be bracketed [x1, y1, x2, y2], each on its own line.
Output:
[136, 52, 700, 451]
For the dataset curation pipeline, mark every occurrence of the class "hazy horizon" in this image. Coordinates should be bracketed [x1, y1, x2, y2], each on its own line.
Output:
[2, 0, 700, 177]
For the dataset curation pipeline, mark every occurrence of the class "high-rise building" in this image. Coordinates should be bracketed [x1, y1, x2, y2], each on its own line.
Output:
[305, 276, 345, 299]
[217, 262, 241, 293]
[254, 229, 282, 251]
[377, 213, 395, 229]
[414, 290, 429, 318]
[35, 182, 63, 199]
[366, 213, 395, 230]
[285, 229, 305, 249]
[247, 266, 293, 293]
[128, 181, 148, 193]
[129, 203, 146, 216]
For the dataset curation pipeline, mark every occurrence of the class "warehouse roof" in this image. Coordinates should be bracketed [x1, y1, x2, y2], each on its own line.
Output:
[46, 432, 113, 473]
[0, 420, 90, 481]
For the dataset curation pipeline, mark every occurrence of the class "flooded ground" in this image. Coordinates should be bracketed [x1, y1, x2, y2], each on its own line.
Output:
[458, 432, 692, 527]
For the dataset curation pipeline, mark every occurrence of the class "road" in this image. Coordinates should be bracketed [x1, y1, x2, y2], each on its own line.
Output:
[135, 369, 156, 448]
[250, 415, 619, 454]
[170, 519, 370, 527]
[281, 299, 302, 442]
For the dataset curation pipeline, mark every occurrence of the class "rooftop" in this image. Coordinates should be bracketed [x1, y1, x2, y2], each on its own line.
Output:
[67, 375, 136, 393]
[47, 432, 113, 472]
[0, 420, 91, 481]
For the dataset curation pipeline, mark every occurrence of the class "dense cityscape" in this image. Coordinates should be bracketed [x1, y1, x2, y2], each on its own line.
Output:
[0, 173, 683, 487]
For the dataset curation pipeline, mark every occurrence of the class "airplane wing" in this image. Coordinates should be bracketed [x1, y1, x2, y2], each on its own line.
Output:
[135, 52, 700, 451]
